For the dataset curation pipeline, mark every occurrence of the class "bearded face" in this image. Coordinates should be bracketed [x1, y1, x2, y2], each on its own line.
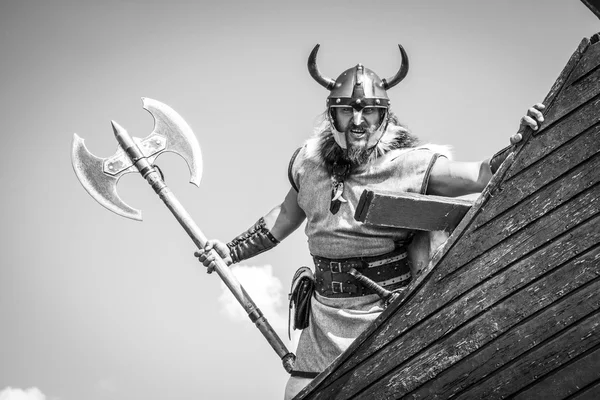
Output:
[314, 109, 421, 179]
[332, 106, 384, 165]
[344, 123, 380, 164]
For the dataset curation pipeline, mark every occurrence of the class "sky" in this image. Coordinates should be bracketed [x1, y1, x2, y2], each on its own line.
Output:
[0, 1, 597, 399]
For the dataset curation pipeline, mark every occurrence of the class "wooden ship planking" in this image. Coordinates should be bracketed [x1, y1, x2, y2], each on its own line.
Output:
[295, 5, 600, 400]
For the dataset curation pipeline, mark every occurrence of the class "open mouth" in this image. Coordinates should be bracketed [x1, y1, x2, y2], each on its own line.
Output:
[350, 128, 366, 138]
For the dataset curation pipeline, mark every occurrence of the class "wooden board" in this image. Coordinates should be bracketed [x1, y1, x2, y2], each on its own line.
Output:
[355, 191, 473, 232]
[582, 0, 600, 19]
[295, 31, 600, 400]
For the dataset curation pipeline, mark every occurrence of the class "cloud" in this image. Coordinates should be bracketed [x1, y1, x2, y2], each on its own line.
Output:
[218, 264, 288, 332]
[0, 387, 46, 400]
[94, 378, 117, 394]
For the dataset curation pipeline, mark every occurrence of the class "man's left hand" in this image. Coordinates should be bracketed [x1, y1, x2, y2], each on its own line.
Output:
[511, 103, 545, 144]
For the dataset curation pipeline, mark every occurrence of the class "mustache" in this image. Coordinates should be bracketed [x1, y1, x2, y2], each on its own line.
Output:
[344, 123, 378, 133]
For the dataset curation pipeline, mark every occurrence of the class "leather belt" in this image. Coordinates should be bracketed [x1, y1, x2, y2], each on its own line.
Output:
[313, 248, 411, 298]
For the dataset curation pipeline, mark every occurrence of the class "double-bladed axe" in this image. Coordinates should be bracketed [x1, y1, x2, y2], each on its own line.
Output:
[71, 97, 296, 373]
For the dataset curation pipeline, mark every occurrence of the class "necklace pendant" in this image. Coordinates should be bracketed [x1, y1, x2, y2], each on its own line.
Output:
[330, 181, 347, 214]
[332, 181, 347, 202]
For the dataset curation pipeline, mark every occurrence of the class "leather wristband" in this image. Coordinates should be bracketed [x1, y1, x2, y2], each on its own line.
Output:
[489, 145, 513, 174]
[227, 217, 280, 263]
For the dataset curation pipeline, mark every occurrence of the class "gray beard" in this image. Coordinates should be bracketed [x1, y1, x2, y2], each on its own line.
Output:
[345, 140, 372, 165]
[344, 126, 377, 165]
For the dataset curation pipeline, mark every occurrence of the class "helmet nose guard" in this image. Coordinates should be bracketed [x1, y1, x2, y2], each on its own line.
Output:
[352, 109, 364, 126]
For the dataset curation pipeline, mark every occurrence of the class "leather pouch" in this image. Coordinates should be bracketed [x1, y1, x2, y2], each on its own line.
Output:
[288, 266, 314, 338]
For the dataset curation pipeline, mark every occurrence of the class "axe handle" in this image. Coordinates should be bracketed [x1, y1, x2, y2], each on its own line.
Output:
[148, 168, 295, 372]
[114, 128, 295, 372]
[156, 173, 295, 372]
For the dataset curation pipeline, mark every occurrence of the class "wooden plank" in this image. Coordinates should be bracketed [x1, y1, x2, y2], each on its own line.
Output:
[352, 242, 600, 400]
[302, 215, 600, 400]
[538, 45, 600, 129]
[567, 37, 600, 85]
[454, 313, 600, 399]
[474, 154, 600, 237]
[440, 178, 599, 281]
[409, 277, 600, 399]
[523, 36, 587, 134]
[356, 247, 600, 400]
[581, 0, 600, 20]
[570, 379, 600, 400]
[439, 131, 600, 276]
[513, 346, 600, 400]
[506, 96, 600, 180]
[525, 36, 587, 131]
[354, 190, 473, 231]
[450, 159, 600, 271]
[478, 127, 600, 229]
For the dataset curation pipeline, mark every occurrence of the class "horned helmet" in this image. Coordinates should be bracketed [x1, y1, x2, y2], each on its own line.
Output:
[308, 44, 409, 149]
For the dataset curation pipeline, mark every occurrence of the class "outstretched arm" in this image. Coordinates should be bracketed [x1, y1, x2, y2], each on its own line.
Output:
[427, 103, 545, 197]
[426, 158, 494, 196]
[195, 187, 306, 271]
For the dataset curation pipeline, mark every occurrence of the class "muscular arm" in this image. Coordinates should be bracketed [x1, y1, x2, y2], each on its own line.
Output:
[426, 156, 493, 197]
[263, 187, 306, 241]
[196, 187, 306, 268]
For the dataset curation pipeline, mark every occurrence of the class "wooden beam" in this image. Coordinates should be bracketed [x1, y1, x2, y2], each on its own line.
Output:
[581, 0, 600, 19]
[354, 190, 474, 232]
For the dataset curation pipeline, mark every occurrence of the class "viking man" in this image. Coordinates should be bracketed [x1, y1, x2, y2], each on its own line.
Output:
[195, 44, 544, 399]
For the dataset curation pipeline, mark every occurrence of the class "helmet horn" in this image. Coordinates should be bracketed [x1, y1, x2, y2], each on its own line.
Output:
[308, 44, 336, 90]
[382, 44, 409, 90]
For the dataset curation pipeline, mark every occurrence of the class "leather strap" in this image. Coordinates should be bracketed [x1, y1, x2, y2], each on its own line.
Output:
[489, 145, 513, 174]
[290, 370, 320, 379]
[288, 147, 302, 192]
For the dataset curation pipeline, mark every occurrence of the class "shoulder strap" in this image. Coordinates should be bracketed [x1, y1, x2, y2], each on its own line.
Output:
[421, 152, 443, 194]
[288, 147, 302, 192]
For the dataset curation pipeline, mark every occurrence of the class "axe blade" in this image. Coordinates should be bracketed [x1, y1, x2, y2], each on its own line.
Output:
[142, 97, 202, 187]
[71, 134, 143, 221]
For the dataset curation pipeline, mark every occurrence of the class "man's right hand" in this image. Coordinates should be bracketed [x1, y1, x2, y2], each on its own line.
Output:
[194, 240, 233, 273]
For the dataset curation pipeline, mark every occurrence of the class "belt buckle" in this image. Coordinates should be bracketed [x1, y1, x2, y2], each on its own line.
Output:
[330, 261, 343, 273]
[331, 281, 343, 293]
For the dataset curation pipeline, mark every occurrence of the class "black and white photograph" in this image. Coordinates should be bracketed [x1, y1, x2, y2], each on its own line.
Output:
[1, 1, 599, 399]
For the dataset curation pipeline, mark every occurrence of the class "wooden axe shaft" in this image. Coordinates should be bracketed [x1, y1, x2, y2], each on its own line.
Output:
[115, 126, 296, 373]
